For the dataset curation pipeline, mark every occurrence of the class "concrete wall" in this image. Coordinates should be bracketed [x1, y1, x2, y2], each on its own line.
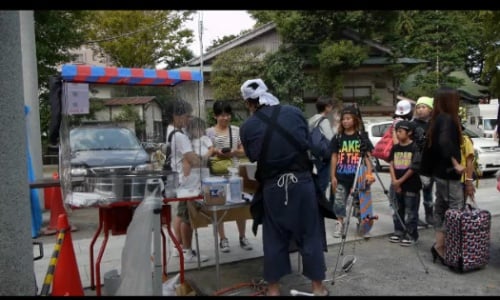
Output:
[0, 10, 37, 295]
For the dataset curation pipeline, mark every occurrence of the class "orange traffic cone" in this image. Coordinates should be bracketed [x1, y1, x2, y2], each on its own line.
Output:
[52, 213, 84, 296]
[42, 172, 77, 235]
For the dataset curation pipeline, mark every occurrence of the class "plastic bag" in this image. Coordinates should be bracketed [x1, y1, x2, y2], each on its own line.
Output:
[115, 179, 163, 296]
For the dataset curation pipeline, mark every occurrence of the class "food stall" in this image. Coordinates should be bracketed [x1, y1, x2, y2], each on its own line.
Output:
[52, 64, 204, 296]
[51, 64, 257, 295]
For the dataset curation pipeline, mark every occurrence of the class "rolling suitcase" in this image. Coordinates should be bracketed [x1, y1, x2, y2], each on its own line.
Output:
[444, 201, 491, 272]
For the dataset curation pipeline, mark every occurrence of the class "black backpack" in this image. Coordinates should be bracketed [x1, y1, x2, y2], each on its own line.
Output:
[309, 117, 332, 162]
[163, 129, 181, 171]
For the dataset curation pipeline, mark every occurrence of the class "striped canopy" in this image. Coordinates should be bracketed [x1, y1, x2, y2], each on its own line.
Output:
[61, 64, 202, 86]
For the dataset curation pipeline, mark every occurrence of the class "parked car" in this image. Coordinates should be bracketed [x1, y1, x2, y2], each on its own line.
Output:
[69, 125, 153, 191]
[365, 120, 500, 175]
[364, 120, 392, 171]
[463, 127, 500, 175]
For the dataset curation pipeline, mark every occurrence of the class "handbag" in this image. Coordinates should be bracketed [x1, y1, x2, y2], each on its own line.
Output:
[208, 157, 233, 175]
[371, 123, 394, 163]
[208, 124, 251, 175]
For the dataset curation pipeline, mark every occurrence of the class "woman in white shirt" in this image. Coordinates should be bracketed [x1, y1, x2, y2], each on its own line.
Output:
[206, 100, 253, 253]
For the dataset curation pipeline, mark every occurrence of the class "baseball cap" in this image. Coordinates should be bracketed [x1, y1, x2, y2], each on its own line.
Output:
[394, 100, 412, 116]
[416, 96, 434, 110]
[341, 105, 358, 118]
[395, 120, 414, 132]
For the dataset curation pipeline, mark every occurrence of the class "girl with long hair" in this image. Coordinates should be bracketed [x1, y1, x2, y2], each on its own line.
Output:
[425, 87, 465, 265]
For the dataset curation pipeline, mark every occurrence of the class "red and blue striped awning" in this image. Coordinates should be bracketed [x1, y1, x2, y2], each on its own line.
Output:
[61, 64, 202, 86]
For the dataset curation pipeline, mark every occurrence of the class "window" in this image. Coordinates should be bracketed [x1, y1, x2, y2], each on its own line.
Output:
[342, 86, 372, 105]
[371, 123, 391, 138]
[75, 53, 85, 63]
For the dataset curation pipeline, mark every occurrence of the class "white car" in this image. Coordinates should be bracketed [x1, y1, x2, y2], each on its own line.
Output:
[364, 120, 500, 175]
[463, 127, 500, 175]
[364, 120, 392, 171]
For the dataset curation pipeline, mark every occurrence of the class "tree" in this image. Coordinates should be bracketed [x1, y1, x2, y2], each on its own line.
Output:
[262, 49, 313, 110]
[85, 10, 195, 69]
[210, 46, 267, 101]
[388, 11, 488, 99]
[206, 35, 238, 52]
[114, 104, 146, 139]
[250, 10, 492, 102]
[34, 11, 91, 148]
[248, 10, 400, 101]
[481, 10, 500, 97]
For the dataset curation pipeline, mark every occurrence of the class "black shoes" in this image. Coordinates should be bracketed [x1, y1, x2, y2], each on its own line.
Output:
[430, 244, 447, 266]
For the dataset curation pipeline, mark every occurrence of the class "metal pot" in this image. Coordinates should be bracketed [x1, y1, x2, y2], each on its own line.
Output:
[84, 170, 179, 201]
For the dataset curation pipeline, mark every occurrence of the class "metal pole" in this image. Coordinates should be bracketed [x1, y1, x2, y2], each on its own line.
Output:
[198, 11, 205, 120]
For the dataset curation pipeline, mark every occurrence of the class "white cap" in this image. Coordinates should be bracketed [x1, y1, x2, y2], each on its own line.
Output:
[394, 100, 412, 116]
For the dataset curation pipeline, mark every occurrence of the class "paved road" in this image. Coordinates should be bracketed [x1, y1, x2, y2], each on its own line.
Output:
[33, 170, 500, 295]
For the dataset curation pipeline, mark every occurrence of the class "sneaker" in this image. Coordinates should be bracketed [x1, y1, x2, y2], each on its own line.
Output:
[400, 238, 417, 247]
[239, 237, 253, 250]
[417, 219, 427, 227]
[183, 249, 209, 263]
[219, 238, 230, 253]
[333, 221, 342, 238]
[425, 215, 435, 226]
[171, 247, 180, 257]
[388, 235, 400, 243]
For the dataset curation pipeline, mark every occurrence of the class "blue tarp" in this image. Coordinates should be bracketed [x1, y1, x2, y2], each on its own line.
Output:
[25, 105, 42, 238]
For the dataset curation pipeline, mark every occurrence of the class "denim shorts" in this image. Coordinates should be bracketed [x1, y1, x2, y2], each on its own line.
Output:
[176, 201, 190, 223]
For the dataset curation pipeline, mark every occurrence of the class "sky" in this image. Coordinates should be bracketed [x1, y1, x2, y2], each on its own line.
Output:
[185, 11, 256, 57]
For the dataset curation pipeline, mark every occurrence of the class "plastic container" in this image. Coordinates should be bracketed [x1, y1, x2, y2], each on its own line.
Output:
[202, 176, 228, 205]
[227, 167, 242, 203]
[103, 269, 121, 296]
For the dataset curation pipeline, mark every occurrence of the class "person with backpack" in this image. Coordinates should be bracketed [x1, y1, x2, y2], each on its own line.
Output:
[308, 96, 335, 211]
[239, 78, 329, 296]
[410, 96, 435, 226]
[165, 98, 209, 264]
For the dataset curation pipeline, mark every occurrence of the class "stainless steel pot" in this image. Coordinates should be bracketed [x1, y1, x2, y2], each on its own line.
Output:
[84, 170, 178, 201]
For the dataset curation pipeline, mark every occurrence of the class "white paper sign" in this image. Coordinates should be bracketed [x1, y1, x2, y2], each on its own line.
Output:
[63, 83, 89, 115]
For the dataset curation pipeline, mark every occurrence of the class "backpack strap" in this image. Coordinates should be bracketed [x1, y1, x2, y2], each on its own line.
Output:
[315, 116, 327, 127]
[167, 129, 178, 143]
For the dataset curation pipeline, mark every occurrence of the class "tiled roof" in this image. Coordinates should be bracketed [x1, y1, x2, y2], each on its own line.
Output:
[103, 96, 156, 106]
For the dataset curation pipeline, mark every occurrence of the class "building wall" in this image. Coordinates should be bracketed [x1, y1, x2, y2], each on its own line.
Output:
[238, 30, 282, 54]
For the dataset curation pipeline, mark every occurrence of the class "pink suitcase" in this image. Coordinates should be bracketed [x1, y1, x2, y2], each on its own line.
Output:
[444, 204, 491, 272]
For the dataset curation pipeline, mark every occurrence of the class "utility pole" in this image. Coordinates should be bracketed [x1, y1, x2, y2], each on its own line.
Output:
[0, 10, 37, 295]
[198, 11, 205, 121]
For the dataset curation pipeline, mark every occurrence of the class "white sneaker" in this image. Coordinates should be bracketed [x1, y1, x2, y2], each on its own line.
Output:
[239, 237, 253, 251]
[220, 238, 230, 253]
[171, 247, 180, 257]
[333, 221, 342, 238]
[183, 249, 209, 263]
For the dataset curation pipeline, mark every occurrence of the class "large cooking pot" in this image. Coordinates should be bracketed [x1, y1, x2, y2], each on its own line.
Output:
[84, 170, 179, 201]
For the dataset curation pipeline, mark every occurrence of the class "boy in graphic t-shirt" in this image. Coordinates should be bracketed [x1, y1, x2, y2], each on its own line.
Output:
[388, 120, 422, 246]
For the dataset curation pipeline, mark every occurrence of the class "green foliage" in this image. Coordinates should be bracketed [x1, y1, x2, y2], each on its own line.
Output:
[85, 10, 195, 69]
[113, 104, 145, 137]
[69, 99, 106, 126]
[481, 11, 500, 97]
[206, 34, 238, 52]
[35, 11, 91, 142]
[262, 49, 311, 108]
[211, 46, 267, 100]
[317, 40, 367, 69]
